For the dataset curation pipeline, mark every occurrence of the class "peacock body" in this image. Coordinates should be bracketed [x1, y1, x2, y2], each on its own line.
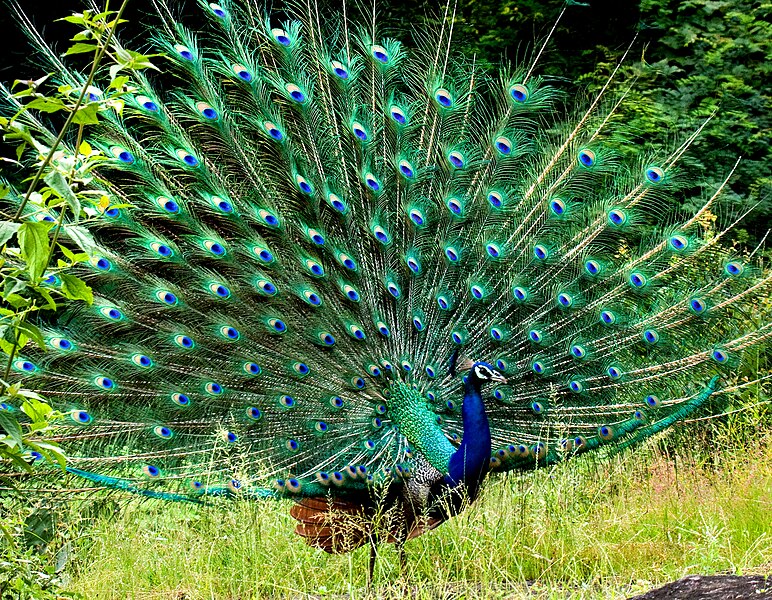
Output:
[2, 0, 770, 564]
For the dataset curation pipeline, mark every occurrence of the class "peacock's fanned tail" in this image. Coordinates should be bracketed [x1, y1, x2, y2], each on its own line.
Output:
[2, 0, 770, 501]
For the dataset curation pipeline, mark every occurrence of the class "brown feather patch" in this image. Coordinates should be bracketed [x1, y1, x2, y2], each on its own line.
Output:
[290, 497, 372, 554]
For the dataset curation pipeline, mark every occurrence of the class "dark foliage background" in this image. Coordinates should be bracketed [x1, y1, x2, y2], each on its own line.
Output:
[2, 0, 769, 244]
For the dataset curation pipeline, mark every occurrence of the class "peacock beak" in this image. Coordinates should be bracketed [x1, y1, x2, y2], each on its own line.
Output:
[491, 371, 507, 384]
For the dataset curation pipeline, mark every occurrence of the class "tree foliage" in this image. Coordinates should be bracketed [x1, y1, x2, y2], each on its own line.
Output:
[391, 0, 770, 243]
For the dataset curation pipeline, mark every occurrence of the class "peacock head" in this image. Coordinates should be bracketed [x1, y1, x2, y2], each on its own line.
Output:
[465, 361, 507, 387]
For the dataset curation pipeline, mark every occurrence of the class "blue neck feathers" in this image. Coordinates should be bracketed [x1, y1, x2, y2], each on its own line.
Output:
[446, 376, 492, 492]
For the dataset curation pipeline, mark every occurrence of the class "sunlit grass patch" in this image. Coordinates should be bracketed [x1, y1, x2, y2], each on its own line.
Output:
[63, 430, 772, 599]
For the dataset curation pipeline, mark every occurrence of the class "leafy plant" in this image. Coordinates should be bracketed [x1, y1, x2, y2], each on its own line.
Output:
[0, 1, 157, 472]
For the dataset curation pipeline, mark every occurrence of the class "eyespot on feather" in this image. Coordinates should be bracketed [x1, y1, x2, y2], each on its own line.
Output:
[509, 83, 529, 103]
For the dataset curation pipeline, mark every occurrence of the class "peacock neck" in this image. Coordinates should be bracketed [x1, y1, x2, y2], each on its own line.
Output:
[446, 377, 492, 492]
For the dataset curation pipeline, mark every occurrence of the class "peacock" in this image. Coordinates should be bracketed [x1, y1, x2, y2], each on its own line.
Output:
[2, 0, 770, 581]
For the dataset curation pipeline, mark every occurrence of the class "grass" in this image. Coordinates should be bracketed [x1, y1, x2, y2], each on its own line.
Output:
[40, 422, 769, 599]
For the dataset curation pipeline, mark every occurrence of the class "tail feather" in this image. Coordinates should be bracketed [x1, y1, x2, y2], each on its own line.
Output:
[1, 0, 768, 502]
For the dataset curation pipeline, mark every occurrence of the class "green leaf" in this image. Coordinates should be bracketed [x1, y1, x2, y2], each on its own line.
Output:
[0, 442, 32, 473]
[109, 76, 129, 90]
[27, 440, 66, 469]
[18, 221, 53, 281]
[26, 96, 66, 113]
[4, 293, 30, 310]
[44, 170, 81, 219]
[0, 410, 23, 448]
[0, 221, 21, 246]
[60, 273, 93, 304]
[15, 141, 27, 161]
[3, 278, 27, 300]
[109, 63, 125, 81]
[64, 224, 99, 255]
[16, 321, 46, 350]
[0, 338, 15, 356]
[60, 14, 88, 25]
[64, 42, 98, 56]
[72, 30, 94, 41]
[72, 103, 99, 125]
[35, 286, 58, 311]
[21, 396, 52, 422]
[58, 242, 77, 261]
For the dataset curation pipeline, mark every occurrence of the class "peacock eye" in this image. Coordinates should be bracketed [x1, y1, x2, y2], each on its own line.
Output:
[219, 325, 240, 340]
[645, 166, 664, 183]
[285, 83, 306, 104]
[196, 101, 218, 120]
[257, 208, 280, 227]
[408, 208, 425, 226]
[585, 260, 600, 275]
[131, 354, 153, 368]
[448, 151, 465, 169]
[406, 256, 421, 274]
[578, 148, 596, 167]
[175, 148, 199, 167]
[295, 175, 314, 195]
[351, 121, 368, 141]
[509, 83, 529, 103]
[372, 226, 390, 245]
[327, 193, 347, 213]
[263, 121, 284, 141]
[434, 88, 454, 108]
[305, 259, 324, 277]
[364, 172, 381, 192]
[330, 60, 349, 79]
[390, 106, 407, 124]
[232, 63, 252, 81]
[371, 45, 389, 63]
[493, 136, 512, 155]
[487, 191, 504, 208]
[549, 198, 566, 216]
[174, 335, 195, 348]
[307, 228, 325, 245]
[342, 284, 360, 302]
[244, 362, 261, 375]
[110, 146, 135, 164]
[99, 306, 123, 320]
[203, 240, 226, 256]
[155, 290, 178, 305]
[608, 209, 627, 227]
[271, 28, 292, 46]
[318, 331, 335, 346]
[136, 95, 159, 112]
[151, 242, 173, 258]
[446, 197, 463, 216]
[725, 261, 744, 276]
[208, 282, 231, 298]
[174, 44, 194, 60]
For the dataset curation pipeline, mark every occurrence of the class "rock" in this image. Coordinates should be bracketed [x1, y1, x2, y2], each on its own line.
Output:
[629, 575, 771, 599]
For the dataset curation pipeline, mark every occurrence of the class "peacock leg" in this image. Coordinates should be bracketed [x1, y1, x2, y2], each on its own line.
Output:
[397, 519, 408, 575]
[368, 533, 378, 586]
